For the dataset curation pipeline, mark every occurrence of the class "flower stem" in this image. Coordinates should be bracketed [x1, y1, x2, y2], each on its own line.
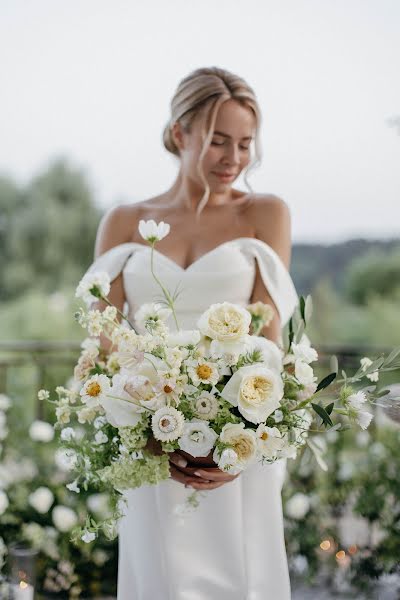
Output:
[150, 244, 180, 331]
[101, 297, 137, 332]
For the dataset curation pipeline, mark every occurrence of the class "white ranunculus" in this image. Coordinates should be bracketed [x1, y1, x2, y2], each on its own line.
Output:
[246, 336, 283, 372]
[0, 394, 12, 411]
[60, 427, 76, 442]
[151, 406, 185, 442]
[29, 420, 55, 442]
[294, 360, 317, 386]
[217, 422, 258, 471]
[256, 424, 285, 459]
[75, 271, 111, 307]
[291, 342, 318, 364]
[0, 490, 9, 515]
[52, 506, 78, 532]
[197, 302, 251, 342]
[347, 391, 367, 410]
[100, 373, 145, 427]
[214, 447, 241, 475]
[221, 364, 283, 424]
[178, 420, 218, 458]
[166, 330, 201, 347]
[285, 492, 311, 520]
[28, 487, 54, 513]
[138, 219, 170, 242]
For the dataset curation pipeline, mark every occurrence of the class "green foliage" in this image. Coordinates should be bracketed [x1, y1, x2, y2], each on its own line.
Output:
[344, 246, 400, 305]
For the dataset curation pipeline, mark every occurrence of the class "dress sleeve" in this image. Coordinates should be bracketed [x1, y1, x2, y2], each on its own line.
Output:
[83, 243, 140, 283]
[241, 238, 299, 326]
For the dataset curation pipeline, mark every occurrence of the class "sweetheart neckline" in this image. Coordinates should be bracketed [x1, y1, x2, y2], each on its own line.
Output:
[126, 237, 281, 273]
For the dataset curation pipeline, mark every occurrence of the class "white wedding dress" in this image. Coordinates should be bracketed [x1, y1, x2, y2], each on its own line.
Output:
[84, 237, 298, 600]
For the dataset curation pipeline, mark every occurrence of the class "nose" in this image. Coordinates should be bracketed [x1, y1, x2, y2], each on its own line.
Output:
[222, 143, 240, 166]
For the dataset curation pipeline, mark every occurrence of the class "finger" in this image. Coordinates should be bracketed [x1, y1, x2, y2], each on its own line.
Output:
[193, 469, 239, 483]
[188, 480, 226, 490]
[169, 464, 211, 487]
[169, 452, 188, 469]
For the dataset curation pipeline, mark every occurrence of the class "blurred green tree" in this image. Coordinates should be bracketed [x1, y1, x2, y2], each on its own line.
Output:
[344, 247, 400, 305]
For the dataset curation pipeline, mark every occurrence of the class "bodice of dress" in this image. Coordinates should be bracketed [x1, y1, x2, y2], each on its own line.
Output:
[84, 237, 298, 330]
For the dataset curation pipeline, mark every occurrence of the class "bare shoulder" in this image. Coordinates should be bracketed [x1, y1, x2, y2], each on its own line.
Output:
[94, 203, 139, 258]
[246, 193, 292, 268]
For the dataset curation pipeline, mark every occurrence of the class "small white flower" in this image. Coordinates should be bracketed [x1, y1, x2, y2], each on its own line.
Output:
[214, 448, 241, 474]
[193, 392, 219, 420]
[360, 357, 379, 382]
[86, 309, 105, 337]
[94, 416, 108, 429]
[28, 487, 54, 513]
[38, 389, 50, 401]
[178, 420, 218, 458]
[209, 338, 250, 366]
[355, 410, 373, 430]
[29, 420, 54, 442]
[166, 330, 201, 347]
[256, 424, 285, 459]
[296, 382, 318, 402]
[187, 359, 220, 387]
[55, 405, 71, 424]
[55, 448, 78, 471]
[81, 336, 100, 355]
[0, 394, 12, 411]
[94, 431, 108, 445]
[81, 530, 96, 543]
[285, 492, 311, 520]
[151, 406, 185, 442]
[60, 427, 76, 442]
[75, 271, 111, 307]
[52, 506, 78, 532]
[0, 490, 9, 515]
[66, 479, 80, 493]
[80, 374, 111, 408]
[347, 391, 367, 410]
[294, 361, 317, 386]
[138, 219, 170, 242]
[272, 409, 284, 423]
[134, 302, 172, 334]
[291, 342, 318, 364]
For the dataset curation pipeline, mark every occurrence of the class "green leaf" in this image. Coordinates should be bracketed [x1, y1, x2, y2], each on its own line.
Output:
[299, 296, 306, 321]
[304, 295, 313, 323]
[325, 402, 334, 415]
[330, 355, 338, 374]
[384, 346, 400, 366]
[311, 402, 334, 427]
[316, 372, 337, 392]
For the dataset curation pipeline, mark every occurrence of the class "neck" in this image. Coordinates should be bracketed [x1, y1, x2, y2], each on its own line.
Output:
[167, 171, 234, 211]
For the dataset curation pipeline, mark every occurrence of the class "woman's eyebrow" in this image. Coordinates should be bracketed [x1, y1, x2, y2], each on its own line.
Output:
[213, 130, 253, 141]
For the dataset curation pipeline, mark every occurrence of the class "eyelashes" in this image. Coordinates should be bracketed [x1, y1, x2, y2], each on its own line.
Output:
[211, 141, 250, 151]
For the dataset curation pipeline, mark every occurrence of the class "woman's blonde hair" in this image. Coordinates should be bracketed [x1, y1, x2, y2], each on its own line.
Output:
[163, 66, 262, 215]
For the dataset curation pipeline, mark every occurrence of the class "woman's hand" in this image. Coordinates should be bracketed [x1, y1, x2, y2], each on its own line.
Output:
[169, 451, 239, 490]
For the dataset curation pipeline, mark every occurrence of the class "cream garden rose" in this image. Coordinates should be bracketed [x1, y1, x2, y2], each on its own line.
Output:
[221, 365, 284, 424]
[197, 302, 251, 342]
[214, 423, 257, 473]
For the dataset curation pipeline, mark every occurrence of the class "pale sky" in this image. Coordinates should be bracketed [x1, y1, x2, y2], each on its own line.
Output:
[1, 0, 399, 242]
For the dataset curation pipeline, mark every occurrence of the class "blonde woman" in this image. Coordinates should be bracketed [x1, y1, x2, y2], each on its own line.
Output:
[88, 67, 298, 599]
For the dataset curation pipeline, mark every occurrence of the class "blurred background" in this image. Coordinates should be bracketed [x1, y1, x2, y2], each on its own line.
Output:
[0, 1, 399, 598]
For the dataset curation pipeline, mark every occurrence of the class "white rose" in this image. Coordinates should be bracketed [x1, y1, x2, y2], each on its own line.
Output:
[29, 420, 54, 442]
[221, 365, 283, 424]
[178, 420, 218, 458]
[285, 492, 311, 520]
[138, 219, 170, 242]
[166, 330, 201, 347]
[0, 490, 9, 515]
[28, 487, 54, 513]
[52, 506, 78, 532]
[217, 422, 257, 470]
[294, 361, 317, 386]
[197, 302, 251, 342]
[292, 342, 318, 364]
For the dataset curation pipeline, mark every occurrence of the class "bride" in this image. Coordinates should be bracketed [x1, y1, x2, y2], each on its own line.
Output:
[89, 66, 298, 599]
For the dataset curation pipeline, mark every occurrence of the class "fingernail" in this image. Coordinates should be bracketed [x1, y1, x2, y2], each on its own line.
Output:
[194, 471, 201, 477]
[178, 458, 187, 468]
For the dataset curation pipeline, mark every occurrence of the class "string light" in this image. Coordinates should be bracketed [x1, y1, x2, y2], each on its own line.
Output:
[320, 540, 331, 551]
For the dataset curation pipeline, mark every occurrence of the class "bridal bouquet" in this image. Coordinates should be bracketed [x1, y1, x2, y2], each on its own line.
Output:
[44, 220, 400, 543]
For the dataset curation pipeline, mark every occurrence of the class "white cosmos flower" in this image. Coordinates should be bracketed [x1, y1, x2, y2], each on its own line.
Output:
[134, 302, 172, 333]
[80, 374, 111, 408]
[0, 490, 9, 515]
[355, 410, 373, 430]
[29, 420, 54, 442]
[256, 424, 285, 459]
[294, 361, 317, 386]
[215, 422, 257, 472]
[215, 448, 241, 474]
[221, 364, 283, 424]
[166, 330, 201, 347]
[187, 359, 220, 387]
[151, 406, 185, 442]
[193, 392, 219, 420]
[347, 391, 367, 410]
[291, 342, 318, 364]
[197, 302, 251, 342]
[138, 219, 170, 242]
[52, 506, 78, 532]
[178, 420, 218, 458]
[75, 271, 111, 307]
[29, 487, 54, 513]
